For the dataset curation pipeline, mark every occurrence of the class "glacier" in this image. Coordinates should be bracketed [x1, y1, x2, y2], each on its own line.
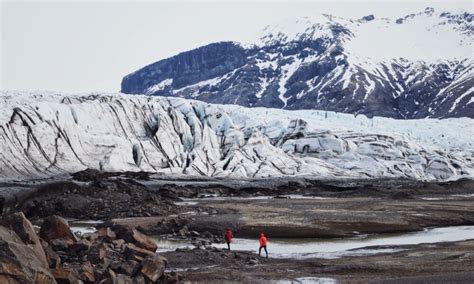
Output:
[0, 91, 473, 181]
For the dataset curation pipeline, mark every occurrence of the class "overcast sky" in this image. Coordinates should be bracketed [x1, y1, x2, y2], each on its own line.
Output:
[1, 0, 472, 93]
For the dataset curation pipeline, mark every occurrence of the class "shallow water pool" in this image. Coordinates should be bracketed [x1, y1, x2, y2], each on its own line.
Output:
[67, 221, 474, 260]
[212, 225, 474, 259]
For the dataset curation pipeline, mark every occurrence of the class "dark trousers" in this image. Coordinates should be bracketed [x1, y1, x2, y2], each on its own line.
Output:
[259, 245, 268, 258]
[226, 241, 230, 250]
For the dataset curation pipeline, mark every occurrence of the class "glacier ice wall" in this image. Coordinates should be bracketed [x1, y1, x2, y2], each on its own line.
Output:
[0, 91, 473, 181]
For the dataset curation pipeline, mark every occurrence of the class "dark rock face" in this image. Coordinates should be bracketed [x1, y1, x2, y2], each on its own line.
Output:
[361, 14, 375, 21]
[121, 42, 248, 94]
[121, 15, 473, 119]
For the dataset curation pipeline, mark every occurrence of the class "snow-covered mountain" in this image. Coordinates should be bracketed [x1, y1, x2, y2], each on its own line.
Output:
[1, 91, 473, 181]
[121, 8, 473, 119]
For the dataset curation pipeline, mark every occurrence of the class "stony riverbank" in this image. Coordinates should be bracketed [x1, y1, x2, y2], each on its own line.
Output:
[159, 239, 474, 283]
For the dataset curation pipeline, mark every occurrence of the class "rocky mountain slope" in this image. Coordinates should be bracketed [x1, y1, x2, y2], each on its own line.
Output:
[121, 8, 473, 119]
[1, 91, 472, 181]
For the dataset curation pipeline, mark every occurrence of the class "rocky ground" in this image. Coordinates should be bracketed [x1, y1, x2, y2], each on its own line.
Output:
[1, 170, 473, 283]
[0, 213, 173, 283]
[180, 194, 474, 238]
[161, 240, 474, 283]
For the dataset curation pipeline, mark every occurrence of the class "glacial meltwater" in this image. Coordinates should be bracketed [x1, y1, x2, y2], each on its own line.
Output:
[68, 219, 103, 234]
[153, 238, 195, 253]
[68, 221, 474, 259]
[211, 226, 474, 259]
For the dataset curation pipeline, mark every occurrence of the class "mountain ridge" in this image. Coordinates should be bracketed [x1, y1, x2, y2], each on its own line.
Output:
[121, 8, 474, 119]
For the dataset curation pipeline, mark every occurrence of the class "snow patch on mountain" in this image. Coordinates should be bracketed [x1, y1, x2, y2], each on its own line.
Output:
[146, 78, 173, 95]
[255, 8, 472, 62]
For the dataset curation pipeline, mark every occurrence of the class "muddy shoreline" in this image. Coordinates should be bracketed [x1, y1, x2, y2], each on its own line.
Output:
[155, 223, 474, 282]
[160, 239, 474, 283]
[1, 170, 473, 283]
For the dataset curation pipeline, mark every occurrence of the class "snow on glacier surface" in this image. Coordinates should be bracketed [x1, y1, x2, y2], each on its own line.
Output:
[0, 91, 473, 181]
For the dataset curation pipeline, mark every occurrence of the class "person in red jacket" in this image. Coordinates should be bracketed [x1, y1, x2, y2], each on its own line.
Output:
[259, 232, 268, 258]
[225, 228, 233, 250]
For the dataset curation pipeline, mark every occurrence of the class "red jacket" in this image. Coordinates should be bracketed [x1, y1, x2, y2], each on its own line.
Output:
[225, 230, 233, 242]
[259, 233, 267, 246]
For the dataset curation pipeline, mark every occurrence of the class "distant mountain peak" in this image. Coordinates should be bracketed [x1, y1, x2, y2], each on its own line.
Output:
[121, 8, 473, 119]
[253, 8, 472, 61]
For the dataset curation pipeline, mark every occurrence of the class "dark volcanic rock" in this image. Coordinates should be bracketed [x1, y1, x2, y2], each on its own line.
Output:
[140, 255, 167, 282]
[0, 214, 55, 283]
[1, 213, 174, 284]
[0, 212, 49, 266]
[121, 41, 248, 94]
[98, 227, 117, 242]
[121, 228, 158, 253]
[51, 266, 81, 283]
[124, 243, 155, 261]
[39, 215, 77, 246]
[18, 177, 184, 220]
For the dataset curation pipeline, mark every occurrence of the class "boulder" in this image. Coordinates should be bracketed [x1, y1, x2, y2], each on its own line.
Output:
[70, 239, 91, 255]
[140, 255, 167, 282]
[119, 260, 140, 276]
[0, 212, 49, 266]
[101, 257, 112, 270]
[109, 269, 146, 284]
[82, 232, 99, 243]
[110, 260, 122, 271]
[99, 245, 109, 260]
[114, 226, 157, 253]
[0, 236, 56, 284]
[111, 273, 134, 284]
[50, 239, 70, 251]
[0, 214, 55, 284]
[98, 227, 116, 242]
[128, 228, 157, 252]
[112, 239, 125, 249]
[0, 274, 20, 284]
[87, 243, 118, 267]
[133, 274, 146, 284]
[39, 216, 77, 246]
[42, 241, 61, 268]
[86, 244, 102, 263]
[80, 261, 95, 283]
[123, 244, 154, 262]
[100, 244, 122, 262]
[51, 266, 80, 283]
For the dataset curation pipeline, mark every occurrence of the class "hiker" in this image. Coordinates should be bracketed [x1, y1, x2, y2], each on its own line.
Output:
[225, 228, 233, 250]
[259, 232, 268, 258]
